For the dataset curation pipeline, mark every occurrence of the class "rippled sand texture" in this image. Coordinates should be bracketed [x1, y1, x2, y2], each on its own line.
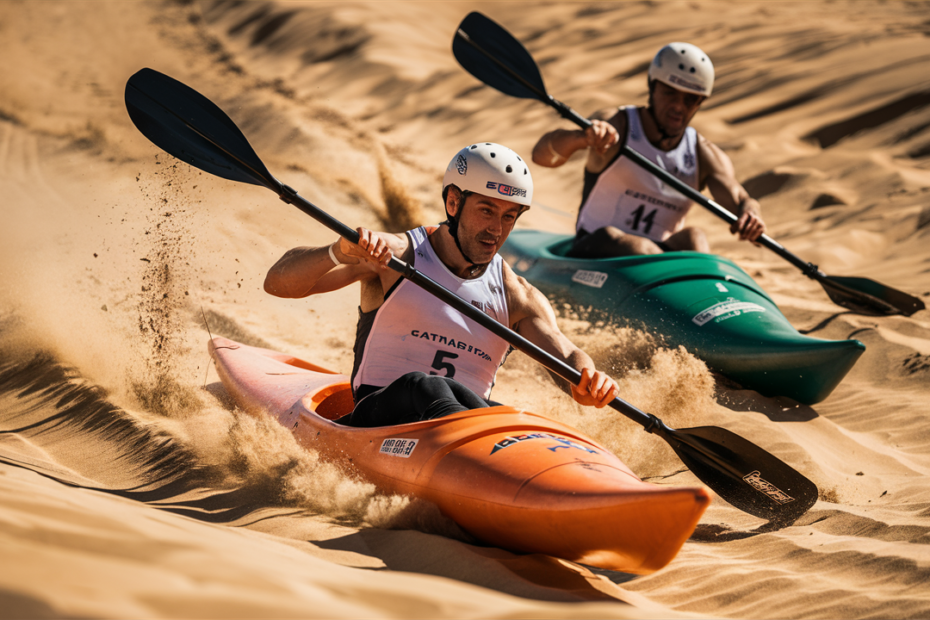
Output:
[1, 2, 930, 618]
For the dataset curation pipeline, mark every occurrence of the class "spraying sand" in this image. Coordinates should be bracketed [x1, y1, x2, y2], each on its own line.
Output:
[2, 2, 930, 618]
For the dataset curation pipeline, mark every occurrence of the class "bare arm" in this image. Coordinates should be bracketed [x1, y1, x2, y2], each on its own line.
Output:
[264, 229, 407, 303]
[698, 135, 766, 242]
[504, 264, 618, 407]
[531, 108, 624, 172]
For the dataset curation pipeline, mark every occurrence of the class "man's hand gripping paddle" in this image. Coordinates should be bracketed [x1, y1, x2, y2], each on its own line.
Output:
[125, 67, 819, 524]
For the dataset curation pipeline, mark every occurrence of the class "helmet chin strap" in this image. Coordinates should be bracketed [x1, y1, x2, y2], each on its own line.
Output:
[443, 196, 488, 274]
[646, 84, 682, 145]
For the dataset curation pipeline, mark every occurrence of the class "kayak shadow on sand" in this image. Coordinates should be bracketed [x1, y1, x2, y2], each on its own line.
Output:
[714, 385, 820, 423]
[689, 521, 780, 541]
[316, 528, 643, 599]
[794, 311, 856, 336]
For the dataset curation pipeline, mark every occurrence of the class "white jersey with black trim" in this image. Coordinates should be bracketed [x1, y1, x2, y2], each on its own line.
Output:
[352, 226, 510, 399]
[576, 106, 699, 242]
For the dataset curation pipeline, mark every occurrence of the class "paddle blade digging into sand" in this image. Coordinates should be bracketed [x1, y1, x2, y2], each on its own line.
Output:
[453, 12, 925, 318]
[123, 67, 818, 524]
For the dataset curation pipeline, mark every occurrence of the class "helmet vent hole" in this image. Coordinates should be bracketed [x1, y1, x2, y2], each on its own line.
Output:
[679, 63, 685, 70]
[470, 145, 477, 150]
[505, 165, 512, 173]
[690, 67, 696, 73]
[490, 152, 496, 158]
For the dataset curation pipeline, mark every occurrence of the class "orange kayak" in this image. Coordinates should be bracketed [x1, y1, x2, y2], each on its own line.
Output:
[209, 336, 710, 573]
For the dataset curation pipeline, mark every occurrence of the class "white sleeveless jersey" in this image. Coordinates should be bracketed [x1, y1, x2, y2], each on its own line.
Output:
[352, 227, 510, 399]
[576, 106, 699, 242]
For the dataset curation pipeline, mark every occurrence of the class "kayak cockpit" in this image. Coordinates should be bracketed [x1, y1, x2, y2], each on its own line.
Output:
[306, 382, 354, 421]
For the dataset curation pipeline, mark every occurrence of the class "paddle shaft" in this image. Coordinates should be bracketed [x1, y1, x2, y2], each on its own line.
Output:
[276, 185, 657, 429]
[457, 12, 927, 319]
[282, 182, 818, 521]
[456, 28, 823, 277]
[539, 98, 917, 314]
[278, 184, 814, 521]
[279, 188, 821, 518]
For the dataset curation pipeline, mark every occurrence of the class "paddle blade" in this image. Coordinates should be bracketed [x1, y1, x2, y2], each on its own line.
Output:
[453, 12, 548, 101]
[820, 275, 925, 317]
[660, 425, 818, 524]
[125, 68, 279, 191]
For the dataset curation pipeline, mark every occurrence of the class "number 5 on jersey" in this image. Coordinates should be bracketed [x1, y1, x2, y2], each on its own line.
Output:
[430, 350, 458, 378]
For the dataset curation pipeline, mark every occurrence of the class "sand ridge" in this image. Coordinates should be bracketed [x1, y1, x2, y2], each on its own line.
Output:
[1, 1, 930, 618]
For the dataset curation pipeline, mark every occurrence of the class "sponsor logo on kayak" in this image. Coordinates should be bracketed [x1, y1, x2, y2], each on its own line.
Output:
[742, 470, 796, 505]
[486, 181, 528, 199]
[692, 299, 765, 326]
[380, 438, 418, 458]
[572, 270, 608, 289]
[490, 432, 599, 455]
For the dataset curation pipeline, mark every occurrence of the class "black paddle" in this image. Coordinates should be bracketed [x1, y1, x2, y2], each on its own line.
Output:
[453, 11, 925, 318]
[125, 67, 818, 524]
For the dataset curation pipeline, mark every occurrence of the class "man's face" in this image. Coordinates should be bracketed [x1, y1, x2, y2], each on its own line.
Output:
[453, 193, 525, 264]
[651, 81, 706, 137]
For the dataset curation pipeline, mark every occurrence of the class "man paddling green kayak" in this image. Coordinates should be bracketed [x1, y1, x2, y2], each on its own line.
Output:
[531, 43, 767, 258]
[264, 143, 619, 426]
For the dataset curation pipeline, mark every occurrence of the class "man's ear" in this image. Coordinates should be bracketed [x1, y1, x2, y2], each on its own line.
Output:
[445, 186, 463, 219]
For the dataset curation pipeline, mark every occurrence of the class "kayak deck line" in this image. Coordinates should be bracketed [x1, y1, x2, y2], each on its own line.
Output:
[209, 336, 711, 573]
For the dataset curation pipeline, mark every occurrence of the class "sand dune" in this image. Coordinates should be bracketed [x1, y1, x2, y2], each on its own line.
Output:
[2, 1, 930, 618]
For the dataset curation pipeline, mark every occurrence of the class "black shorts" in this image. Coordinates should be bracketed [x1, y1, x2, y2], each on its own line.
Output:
[342, 372, 497, 427]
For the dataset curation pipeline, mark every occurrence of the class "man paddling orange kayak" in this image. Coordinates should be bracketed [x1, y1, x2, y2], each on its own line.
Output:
[264, 143, 619, 426]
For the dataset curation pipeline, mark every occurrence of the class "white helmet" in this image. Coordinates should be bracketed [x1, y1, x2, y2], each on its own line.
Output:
[442, 142, 533, 207]
[648, 42, 714, 97]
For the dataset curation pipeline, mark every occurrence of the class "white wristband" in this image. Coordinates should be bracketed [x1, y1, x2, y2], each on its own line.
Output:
[327, 243, 343, 266]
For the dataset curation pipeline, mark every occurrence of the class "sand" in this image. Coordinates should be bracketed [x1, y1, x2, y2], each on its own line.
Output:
[1, 1, 929, 618]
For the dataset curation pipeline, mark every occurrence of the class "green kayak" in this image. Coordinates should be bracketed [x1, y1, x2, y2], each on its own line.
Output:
[501, 230, 865, 404]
